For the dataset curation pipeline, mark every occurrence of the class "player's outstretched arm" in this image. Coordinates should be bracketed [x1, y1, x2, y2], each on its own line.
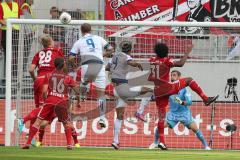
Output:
[127, 60, 143, 71]
[29, 64, 36, 81]
[173, 44, 193, 67]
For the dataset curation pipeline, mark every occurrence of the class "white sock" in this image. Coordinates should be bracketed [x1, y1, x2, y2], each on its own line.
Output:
[137, 96, 152, 115]
[113, 119, 122, 144]
[98, 97, 106, 119]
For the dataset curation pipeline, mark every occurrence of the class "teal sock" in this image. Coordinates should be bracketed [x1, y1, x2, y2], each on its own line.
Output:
[196, 130, 208, 147]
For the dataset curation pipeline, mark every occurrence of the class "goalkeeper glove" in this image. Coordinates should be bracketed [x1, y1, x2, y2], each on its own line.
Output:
[175, 97, 184, 105]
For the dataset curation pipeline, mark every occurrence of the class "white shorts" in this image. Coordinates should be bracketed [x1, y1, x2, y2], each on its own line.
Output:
[81, 64, 106, 89]
[114, 83, 142, 108]
[226, 41, 240, 60]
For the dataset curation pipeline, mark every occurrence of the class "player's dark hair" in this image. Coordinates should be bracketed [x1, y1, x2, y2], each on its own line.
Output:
[154, 42, 169, 58]
[120, 41, 132, 53]
[50, 6, 59, 13]
[171, 70, 181, 76]
[54, 57, 65, 70]
[81, 23, 91, 33]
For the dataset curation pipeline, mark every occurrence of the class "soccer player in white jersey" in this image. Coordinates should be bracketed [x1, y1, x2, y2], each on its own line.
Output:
[106, 41, 152, 149]
[69, 23, 114, 128]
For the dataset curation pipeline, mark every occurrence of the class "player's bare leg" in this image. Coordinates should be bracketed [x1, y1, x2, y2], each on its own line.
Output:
[112, 107, 125, 150]
[189, 122, 211, 150]
[183, 77, 219, 106]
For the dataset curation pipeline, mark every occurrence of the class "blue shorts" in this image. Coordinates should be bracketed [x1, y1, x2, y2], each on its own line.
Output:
[166, 111, 194, 129]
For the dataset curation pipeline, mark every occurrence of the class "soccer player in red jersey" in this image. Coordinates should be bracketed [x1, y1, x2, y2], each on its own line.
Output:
[29, 35, 65, 108]
[18, 35, 65, 146]
[148, 42, 218, 150]
[22, 57, 80, 150]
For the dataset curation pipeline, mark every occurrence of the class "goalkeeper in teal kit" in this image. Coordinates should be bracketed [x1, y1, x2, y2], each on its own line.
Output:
[148, 70, 211, 150]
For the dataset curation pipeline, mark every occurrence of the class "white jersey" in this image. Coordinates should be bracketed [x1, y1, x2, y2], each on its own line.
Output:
[226, 36, 240, 60]
[109, 52, 133, 82]
[70, 33, 109, 65]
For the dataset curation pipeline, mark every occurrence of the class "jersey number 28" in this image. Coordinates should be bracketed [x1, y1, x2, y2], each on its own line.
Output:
[39, 50, 52, 64]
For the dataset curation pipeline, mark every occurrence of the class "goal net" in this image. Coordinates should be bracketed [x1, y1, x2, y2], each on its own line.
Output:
[5, 19, 240, 149]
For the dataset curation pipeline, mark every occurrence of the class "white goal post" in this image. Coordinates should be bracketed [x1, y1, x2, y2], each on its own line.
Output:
[5, 19, 240, 148]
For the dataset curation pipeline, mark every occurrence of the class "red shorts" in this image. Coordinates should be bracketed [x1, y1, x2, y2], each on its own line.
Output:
[105, 84, 114, 97]
[28, 108, 41, 125]
[38, 96, 69, 122]
[29, 108, 56, 124]
[154, 78, 187, 109]
[154, 78, 187, 98]
[33, 77, 45, 108]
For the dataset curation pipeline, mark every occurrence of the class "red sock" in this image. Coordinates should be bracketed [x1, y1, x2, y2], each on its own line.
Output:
[158, 107, 166, 144]
[71, 128, 78, 144]
[189, 80, 208, 102]
[64, 126, 72, 146]
[158, 120, 165, 144]
[26, 125, 38, 145]
[38, 128, 45, 143]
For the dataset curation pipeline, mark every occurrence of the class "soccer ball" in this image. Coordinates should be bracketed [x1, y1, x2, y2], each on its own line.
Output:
[59, 12, 71, 24]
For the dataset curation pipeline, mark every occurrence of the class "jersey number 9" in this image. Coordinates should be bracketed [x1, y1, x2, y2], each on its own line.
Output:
[86, 38, 95, 49]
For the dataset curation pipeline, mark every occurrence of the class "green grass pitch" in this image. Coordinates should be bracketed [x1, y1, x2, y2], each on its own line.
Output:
[0, 147, 239, 160]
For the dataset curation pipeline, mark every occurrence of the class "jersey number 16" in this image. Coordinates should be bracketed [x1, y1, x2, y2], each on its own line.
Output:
[51, 77, 65, 94]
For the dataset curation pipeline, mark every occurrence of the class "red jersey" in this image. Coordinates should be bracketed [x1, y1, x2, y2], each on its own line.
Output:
[44, 70, 78, 100]
[32, 47, 64, 77]
[148, 57, 174, 85]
